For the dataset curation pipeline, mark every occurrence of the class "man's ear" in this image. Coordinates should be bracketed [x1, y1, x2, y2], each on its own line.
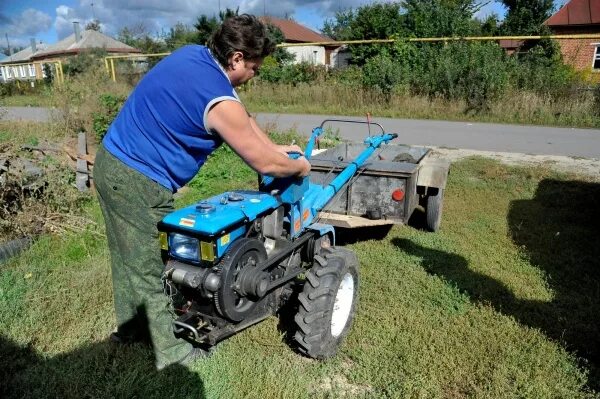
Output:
[230, 51, 244, 68]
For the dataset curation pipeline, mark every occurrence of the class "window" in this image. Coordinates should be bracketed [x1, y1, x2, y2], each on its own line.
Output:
[594, 45, 600, 70]
[29, 64, 36, 77]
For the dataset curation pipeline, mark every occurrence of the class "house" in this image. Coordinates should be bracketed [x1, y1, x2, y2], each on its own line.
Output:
[0, 23, 140, 83]
[544, 0, 600, 73]
[260, 16, 347, 67]
[0, 40, 48, 83]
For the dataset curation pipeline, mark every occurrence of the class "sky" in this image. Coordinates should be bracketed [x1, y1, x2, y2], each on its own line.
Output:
[0, 0, 565, 50]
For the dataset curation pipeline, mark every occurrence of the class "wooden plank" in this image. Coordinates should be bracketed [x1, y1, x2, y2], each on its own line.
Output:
[77, 131, 87, 157]
[317, 212, 398, 228]
[76, 132, 89, 192]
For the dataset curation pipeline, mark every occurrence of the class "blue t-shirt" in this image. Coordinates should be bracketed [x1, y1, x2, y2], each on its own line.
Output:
[103, 45, 240, 192]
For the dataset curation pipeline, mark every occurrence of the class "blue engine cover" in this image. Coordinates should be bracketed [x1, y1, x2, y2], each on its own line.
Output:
[161, 190, 280, 236]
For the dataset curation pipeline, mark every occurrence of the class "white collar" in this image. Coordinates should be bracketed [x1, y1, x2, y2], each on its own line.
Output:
[207, 48, 231, 83]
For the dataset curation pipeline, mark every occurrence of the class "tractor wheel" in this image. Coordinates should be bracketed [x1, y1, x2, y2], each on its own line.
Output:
[425, 188, 444, 232]
[294, 247, 359, 359]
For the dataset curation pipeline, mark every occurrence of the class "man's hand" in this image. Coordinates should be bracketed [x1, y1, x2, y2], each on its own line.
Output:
[276, 144, 304, 156]
[297, 156, 311, 177]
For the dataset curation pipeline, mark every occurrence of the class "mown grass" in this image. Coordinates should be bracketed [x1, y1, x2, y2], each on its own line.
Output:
[240, 82, 600, 129]
[0, 93, 54, 107]
[1, 133, 599, 398]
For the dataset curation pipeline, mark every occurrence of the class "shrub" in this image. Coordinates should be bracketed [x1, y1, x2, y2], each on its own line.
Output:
[92, 94, 125, 141]
[412, 42, 510, 112]
[63, 49, 108, 76]
[258, 62, 328, 86]
[509, 43, 578, 97]
[0, 80, 48, 98]
[362, 54, 404, 97]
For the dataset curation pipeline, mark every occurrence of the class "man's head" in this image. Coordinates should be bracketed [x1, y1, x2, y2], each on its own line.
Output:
[207, 14, 275, 86]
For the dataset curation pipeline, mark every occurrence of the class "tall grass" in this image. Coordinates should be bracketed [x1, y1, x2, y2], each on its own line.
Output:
[47, 65, 131, 137]
[241, 81, 600, 128]
[1, 143, 599, 398]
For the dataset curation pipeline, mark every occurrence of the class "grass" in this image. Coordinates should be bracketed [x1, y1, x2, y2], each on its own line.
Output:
[240, 82, 600, 129]
[0, 93, 54, 107]
[1, 134, 599, 398]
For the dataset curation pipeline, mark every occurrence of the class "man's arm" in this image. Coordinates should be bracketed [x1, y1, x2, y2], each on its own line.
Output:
[206, 101, 310, 177]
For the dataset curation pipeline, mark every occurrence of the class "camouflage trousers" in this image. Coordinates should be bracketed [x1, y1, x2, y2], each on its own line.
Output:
[93, 144, 191, 369]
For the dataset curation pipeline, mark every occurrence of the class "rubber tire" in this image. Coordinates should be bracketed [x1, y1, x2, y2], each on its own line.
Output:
[294, 247, 359, 359]
[425, 189, 444, 232]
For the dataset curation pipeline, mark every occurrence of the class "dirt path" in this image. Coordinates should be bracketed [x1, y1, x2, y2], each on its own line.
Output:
[430, 147, 600, 179]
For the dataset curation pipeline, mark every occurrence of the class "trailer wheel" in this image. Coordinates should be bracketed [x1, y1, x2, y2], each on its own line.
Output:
[425, 188, 444, 232]
[294, 247, 359, 359]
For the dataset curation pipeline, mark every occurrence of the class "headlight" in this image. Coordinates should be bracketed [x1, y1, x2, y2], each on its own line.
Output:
[169, 233, 199, 262]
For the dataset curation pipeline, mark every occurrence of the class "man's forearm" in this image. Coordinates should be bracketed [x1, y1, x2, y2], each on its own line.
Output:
[248, 116, 277, 150]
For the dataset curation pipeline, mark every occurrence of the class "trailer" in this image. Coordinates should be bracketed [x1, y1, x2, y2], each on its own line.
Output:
[310, 120, 450, 232]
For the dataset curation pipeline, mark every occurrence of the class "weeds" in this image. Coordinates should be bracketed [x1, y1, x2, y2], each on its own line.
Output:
[0, 121, 92, 242]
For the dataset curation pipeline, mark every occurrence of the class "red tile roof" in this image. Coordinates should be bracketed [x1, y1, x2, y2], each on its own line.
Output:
[498, 39, 524, 49]
[545, 0, 600, 26]
[261, 16, 332, 43]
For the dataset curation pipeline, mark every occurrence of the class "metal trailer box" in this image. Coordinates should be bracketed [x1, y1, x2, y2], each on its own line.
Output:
[310, 143, 450, 230]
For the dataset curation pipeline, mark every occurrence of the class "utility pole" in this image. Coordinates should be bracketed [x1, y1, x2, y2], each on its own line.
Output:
[5, 33, 12, 61]
[263, 0, 266, 16]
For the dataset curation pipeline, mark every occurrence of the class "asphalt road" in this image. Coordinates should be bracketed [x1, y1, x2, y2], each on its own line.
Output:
[255, 113, 600, 159]
[3, 106, 599, 158]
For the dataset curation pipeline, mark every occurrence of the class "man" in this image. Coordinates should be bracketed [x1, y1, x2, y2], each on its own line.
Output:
[93, 14, 310, 370]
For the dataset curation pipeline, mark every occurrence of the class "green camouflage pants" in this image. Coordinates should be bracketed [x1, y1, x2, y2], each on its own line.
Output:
[93, 144, 191, 369]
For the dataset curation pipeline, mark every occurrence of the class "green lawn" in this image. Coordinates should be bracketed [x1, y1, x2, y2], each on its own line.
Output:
[1, 145, 599, 398]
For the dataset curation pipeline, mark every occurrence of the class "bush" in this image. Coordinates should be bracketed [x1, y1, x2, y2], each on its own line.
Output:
[412, 42, 510, 112]
[362, 54, 405, 97]
[0, 80, 48, 98]
[258, 62, 328, 85]
[92, 94, 125, 141]
[63, 49, 108, 76]
[509, 43, 578, 97]
[330, 65, 364, 89]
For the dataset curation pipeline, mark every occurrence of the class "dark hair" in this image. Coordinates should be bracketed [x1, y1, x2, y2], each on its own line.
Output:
[207, 14, 275, 67]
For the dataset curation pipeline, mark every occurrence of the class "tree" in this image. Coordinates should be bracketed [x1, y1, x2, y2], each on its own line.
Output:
[265, 24, 295, 65]
[85, 19, 102, 31]
[402, 0, 483, 38]
[195, 7, 239, 45]
[117, 24, 168, 54]
[322, 9, 355, 41]
[195, 15, 220, 45]
[165, 22, 199, 50]
[501, 0, 555, 35]
[478, 13, 501, 36]
[324, 2, 404, 65]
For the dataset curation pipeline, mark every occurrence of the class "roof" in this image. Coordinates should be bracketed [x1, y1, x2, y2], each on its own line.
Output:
[498, 39, 524, 50]
[261, 16, 332, 43]
[31, 29, 140, 60]
[0, 43, 48, 64]
[545, 0, 600, 26]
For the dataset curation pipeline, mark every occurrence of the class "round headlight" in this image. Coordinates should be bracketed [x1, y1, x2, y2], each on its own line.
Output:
[169, 233, 200, 262]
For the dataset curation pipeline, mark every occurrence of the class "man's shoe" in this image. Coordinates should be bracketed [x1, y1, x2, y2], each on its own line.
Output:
[109, 330, 137, 345]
